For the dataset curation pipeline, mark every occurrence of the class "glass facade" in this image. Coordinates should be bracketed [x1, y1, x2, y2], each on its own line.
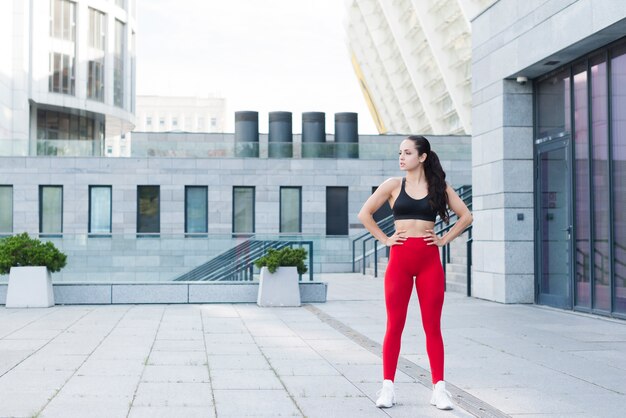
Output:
[89, 186, 112, 234]
[326, 187, 348, 235]
[137, 186, 160, 234]
[233, 187, 254, 234]
[87, 8, 106, 101]
[39, 186, 63, 235]
[185, 186, 208, 234]
[0, 186, 13, 233]
[49, 0, 76, 95]
[536, 37, 626, 317]
[280, 187, 301, 233]
[36, 109, 104, 156]
[114, 19, 125, 108]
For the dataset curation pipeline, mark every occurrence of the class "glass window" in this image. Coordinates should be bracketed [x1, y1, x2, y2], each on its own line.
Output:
[372, 186, 392, 222]
[233, 187, 254, 234]
[89, 186, 112, 234]
[590, 56, 610, 311]
[280, 187, 301, 233]
[211, 117, 217, 127]
[146, 117, 152, 126]
[137, 186, 160, 234]
[0, 186, 13, 233]
[326, 187, 348, 235]
[573, 63, 591, 308]
[50, 0, 75, 41]
[537, 68, 571, 138]
[172, 118, 178, 128]
[87, 8, 105, 101]
[611, 44, 626, 314]
[40, 186, 63, 235]
[185, 186, 208, 234]
[114, 19, 125, 108]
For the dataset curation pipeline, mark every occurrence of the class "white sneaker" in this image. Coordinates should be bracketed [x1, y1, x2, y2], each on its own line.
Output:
[430, 381, 454, 410]
[375, 379, 395, 408]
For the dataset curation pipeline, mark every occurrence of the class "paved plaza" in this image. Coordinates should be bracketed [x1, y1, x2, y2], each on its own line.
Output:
[1, 273, 625, 417]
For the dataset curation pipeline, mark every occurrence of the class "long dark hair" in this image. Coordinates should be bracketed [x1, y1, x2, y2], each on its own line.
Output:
[406, 135, 449, 223]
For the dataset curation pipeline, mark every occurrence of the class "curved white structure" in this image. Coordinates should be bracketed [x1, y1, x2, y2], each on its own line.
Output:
[346, 0, 493, 135]
[0, 0, 136, 156]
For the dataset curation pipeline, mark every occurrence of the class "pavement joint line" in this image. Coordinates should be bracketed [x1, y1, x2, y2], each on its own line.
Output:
[0, 308, 58, 339]
[0, 307, 95, 379]
[34, 305, 134, 417]
[234, 305, 306, 418]
[126, 305, 166, 417]
[199, 307, 219, 418]
[305, 304, 512, 418]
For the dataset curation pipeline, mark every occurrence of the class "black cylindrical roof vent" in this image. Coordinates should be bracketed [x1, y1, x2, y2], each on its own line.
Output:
[302, 112, 326, 158]
[334, 112, 358, 158]
[235, 111, 259, 157]
[268, 111, 293, 158]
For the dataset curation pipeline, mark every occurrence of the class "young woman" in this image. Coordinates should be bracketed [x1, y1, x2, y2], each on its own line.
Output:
[357, 136, 472, 410]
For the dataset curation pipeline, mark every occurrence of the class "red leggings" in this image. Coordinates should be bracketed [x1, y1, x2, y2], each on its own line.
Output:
[382, 237, 445, 384]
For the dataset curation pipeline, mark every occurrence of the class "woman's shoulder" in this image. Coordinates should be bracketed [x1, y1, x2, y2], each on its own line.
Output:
[380, 177, 402, 190]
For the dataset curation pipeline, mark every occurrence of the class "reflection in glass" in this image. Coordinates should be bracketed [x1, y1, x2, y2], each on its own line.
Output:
[0, 186, 13, 233]
[537, 69, 571, 138]
[591, 58, 610, 310]
[573, 66, 591, 308]
[89, 186, 111, 234]
[611, 47, 626, 314]
[185, 186, 208, 234]
[137, 186, 160, 234]
[326, 187, 348, 235]
[40, 186, 63, 235]
[280, 187, 301, 233]
[233, 187, 254, 234]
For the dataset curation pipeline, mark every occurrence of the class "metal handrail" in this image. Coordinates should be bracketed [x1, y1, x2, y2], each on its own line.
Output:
[173, 239, 314, 282]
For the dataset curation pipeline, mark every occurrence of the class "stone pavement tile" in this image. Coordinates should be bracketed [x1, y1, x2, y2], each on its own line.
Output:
[204, 332, 255, 344]
[281, 375, 366, 398]
[59, 375, 139, 398]
[207, 354, 271, 370]
[132, 382, 213, 407]
[254, 336, 310, 348]
[203, 318, 248, 333]
[554, 393, 626, 418]
[39, 395, 130, 418]
[294, 396, 388, 418]
[333, 363, 413, 384]
[244, 321, 299, 337]
[16, 353, 86, 372]
[141, 365, 210, 383]
[204, 341, 262, 355]
[210, 368, 283, 390]
[0, 338, 49, 350]
[155, 330, 203, 340]
[306, 338, 364, 352]
[76, 358, 145, 377]
[0, 350, 35, 373]
[3, 328, 61, 339]
[467, 387, 581, 415]
[147, 350, 206, 366]
[128, 405, 216, 418]
[0, 391, 52, 418]
[268, 358, 341, 376]
[152, 339, 205, 352]
[213, 389, 301, 417]
[0, 370, 70, 393]
[288, 327, 346, 341]
[261, 346, 323, 361]
[198, 304, 240, 317]
[88, 347, 151, 361]
[321, 348, 382, 365]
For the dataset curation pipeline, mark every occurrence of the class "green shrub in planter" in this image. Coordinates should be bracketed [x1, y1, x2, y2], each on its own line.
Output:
[0, 233, 67, 275]
[254, 247, 308, 275]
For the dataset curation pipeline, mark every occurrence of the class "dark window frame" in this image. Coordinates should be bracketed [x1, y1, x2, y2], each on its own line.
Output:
[88, 185, 112, 236]
[279, 186, 302, 233]
[185, 185, 208, 236]
[39, 185, 63, 237]
[232, 186, 255, 235]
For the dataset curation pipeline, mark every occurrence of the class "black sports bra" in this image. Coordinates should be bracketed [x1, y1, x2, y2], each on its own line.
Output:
[392, 178, 437, 222]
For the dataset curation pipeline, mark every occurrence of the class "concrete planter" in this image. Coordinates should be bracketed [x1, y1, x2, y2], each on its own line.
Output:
[257, 266, 301, 307]
[5, 266, 55, 308]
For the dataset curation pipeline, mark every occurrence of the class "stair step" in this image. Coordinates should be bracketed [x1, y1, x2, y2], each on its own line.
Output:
[444, 263, 469, 274]
[445, 280, 467, 294]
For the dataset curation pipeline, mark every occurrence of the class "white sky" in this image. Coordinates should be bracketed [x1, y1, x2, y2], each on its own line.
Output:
[136, 0, 378, 134]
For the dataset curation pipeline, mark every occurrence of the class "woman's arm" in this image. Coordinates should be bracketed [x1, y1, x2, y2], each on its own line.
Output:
[424, 184, 473, 247]
[357, 178, 405, 246]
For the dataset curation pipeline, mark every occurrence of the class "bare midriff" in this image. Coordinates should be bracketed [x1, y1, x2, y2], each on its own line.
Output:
[394, 219, 435, 238]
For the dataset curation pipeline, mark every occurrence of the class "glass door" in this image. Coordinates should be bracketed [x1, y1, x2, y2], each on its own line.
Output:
[536, 136, 572, 308]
